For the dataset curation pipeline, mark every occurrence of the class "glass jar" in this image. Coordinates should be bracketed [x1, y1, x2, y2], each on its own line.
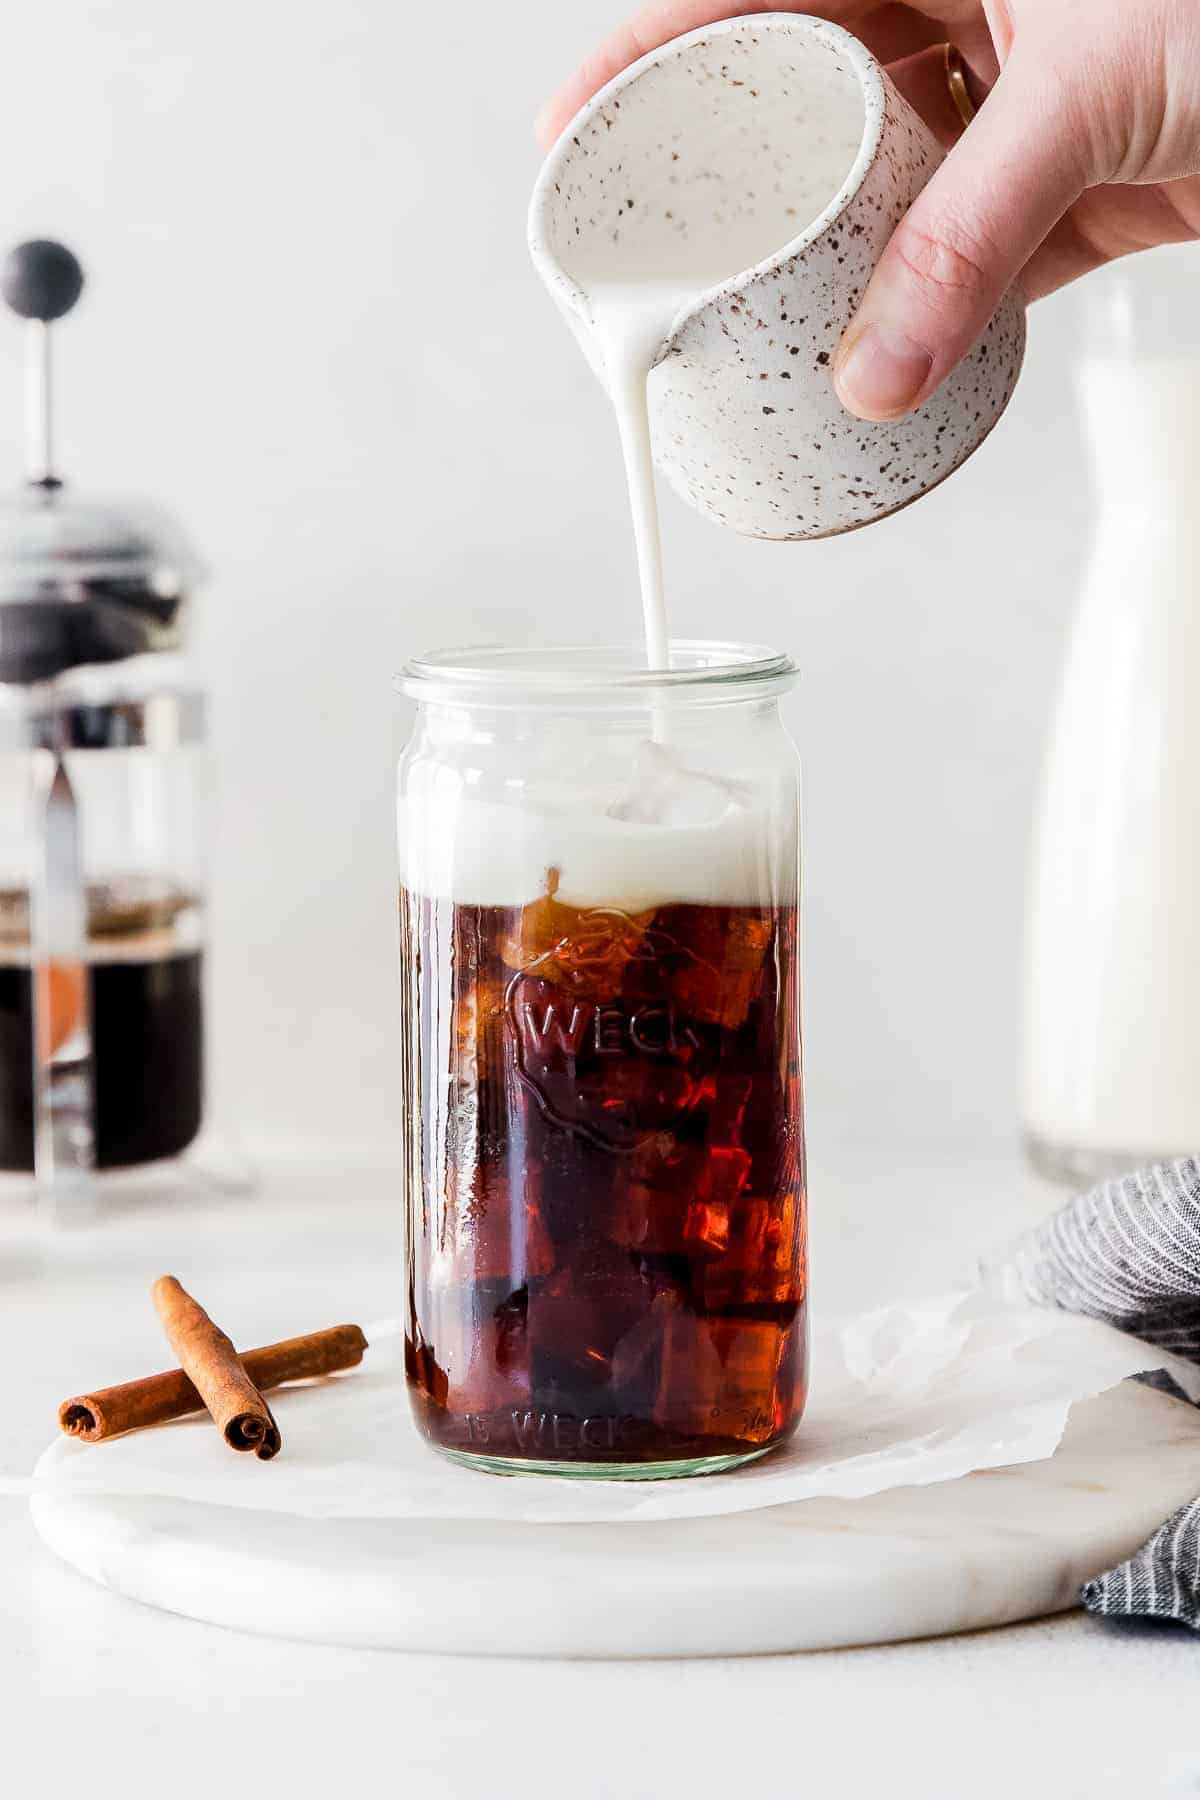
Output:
[396, 641, 807, 1478]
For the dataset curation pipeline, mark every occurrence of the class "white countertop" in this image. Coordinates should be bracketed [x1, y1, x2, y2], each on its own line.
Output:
[3, 1146, 1198, 1800]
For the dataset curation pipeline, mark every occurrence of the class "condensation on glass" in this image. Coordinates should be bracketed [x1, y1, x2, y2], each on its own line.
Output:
[396, 643, 807, 1478]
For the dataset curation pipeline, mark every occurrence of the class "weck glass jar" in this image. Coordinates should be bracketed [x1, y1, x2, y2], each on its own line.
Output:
[396, 641, 807, 1478]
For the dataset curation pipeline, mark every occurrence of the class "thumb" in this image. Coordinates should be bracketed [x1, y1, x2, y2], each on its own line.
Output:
[833, 57, 1088, 421]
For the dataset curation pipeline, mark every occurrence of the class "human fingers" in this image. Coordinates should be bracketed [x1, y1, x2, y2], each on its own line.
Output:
[1018, 177, 1200, 300]
[833, 53, 1088, 419]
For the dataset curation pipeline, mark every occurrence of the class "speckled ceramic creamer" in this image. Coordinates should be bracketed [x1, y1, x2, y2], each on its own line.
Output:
[528, 13, 1026, 540]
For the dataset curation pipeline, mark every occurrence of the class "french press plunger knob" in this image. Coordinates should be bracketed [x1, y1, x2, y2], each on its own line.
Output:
[0, 239, 85, 488]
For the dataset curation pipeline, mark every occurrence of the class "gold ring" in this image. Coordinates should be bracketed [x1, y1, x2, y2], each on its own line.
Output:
[944, 43, 977, 130]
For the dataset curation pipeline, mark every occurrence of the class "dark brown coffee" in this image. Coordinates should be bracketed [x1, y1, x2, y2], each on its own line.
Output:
[401, 888, 807, 1470]
[0, 880, 203, 1171]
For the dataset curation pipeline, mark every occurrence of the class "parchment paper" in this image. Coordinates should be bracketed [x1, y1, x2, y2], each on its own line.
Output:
[23, 1288, 1198, 1525]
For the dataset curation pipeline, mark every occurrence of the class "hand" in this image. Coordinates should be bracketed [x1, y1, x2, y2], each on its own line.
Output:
[536, 2, 1200, 421]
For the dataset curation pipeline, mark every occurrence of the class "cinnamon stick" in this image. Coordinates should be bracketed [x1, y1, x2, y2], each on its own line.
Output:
[59, 1323, 368, 1444]
[151, 1275, 282, 1457]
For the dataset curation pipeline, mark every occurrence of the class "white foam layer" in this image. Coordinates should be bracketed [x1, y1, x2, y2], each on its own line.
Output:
[398, 750, 796, 911]
[399, 795, 791, 910]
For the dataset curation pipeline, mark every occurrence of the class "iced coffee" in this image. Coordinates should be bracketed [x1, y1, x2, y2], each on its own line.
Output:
[398, 646, 806, 1477]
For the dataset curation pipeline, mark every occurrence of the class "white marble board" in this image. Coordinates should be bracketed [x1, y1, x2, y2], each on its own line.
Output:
[29, 1382, 1200, 1657]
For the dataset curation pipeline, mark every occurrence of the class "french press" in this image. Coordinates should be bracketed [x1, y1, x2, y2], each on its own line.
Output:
[0, 240, 212, 1216]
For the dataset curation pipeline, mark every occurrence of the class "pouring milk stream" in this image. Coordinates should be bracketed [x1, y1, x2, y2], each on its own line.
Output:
[556, 195, 853, 672]
[585, 240, 796, 671]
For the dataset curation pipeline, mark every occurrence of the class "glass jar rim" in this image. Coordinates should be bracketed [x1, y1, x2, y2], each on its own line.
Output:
[397, 639, 797, 706]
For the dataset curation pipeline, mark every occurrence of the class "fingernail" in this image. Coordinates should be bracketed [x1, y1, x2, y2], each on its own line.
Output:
[834, 324, 934, 420]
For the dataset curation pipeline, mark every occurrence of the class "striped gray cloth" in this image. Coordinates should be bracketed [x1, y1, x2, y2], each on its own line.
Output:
[1005, 1157, 1200, 1628]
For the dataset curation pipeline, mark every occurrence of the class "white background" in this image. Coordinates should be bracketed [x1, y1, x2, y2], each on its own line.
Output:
[0, 0, 1091, 1163]
[7, 16, 1200, 1780]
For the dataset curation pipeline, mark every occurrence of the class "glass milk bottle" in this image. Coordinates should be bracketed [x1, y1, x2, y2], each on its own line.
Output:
[1023, 246, 1200, 1181]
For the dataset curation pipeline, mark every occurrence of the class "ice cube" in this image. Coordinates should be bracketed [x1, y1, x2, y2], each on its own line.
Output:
[499, 896, 574, 973]
[528, 1236, 648, 1400]
[610, 1135, 751, 1257]
[500, 897, 653, 1002]
[610, 1289, 726, 1430]
[700, 1315, 793, 1441]
[610, 1295, 790, 1447]
[607, 740, 754, 827]
[670, 908, 773, 1029]
[700, 1190, 807, 1312]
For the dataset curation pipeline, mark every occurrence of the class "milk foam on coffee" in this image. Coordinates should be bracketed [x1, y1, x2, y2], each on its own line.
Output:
[399, 741, 797, 911]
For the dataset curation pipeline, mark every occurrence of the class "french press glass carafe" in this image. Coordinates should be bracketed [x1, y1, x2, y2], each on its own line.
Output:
[0, 240, 215, 1217]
